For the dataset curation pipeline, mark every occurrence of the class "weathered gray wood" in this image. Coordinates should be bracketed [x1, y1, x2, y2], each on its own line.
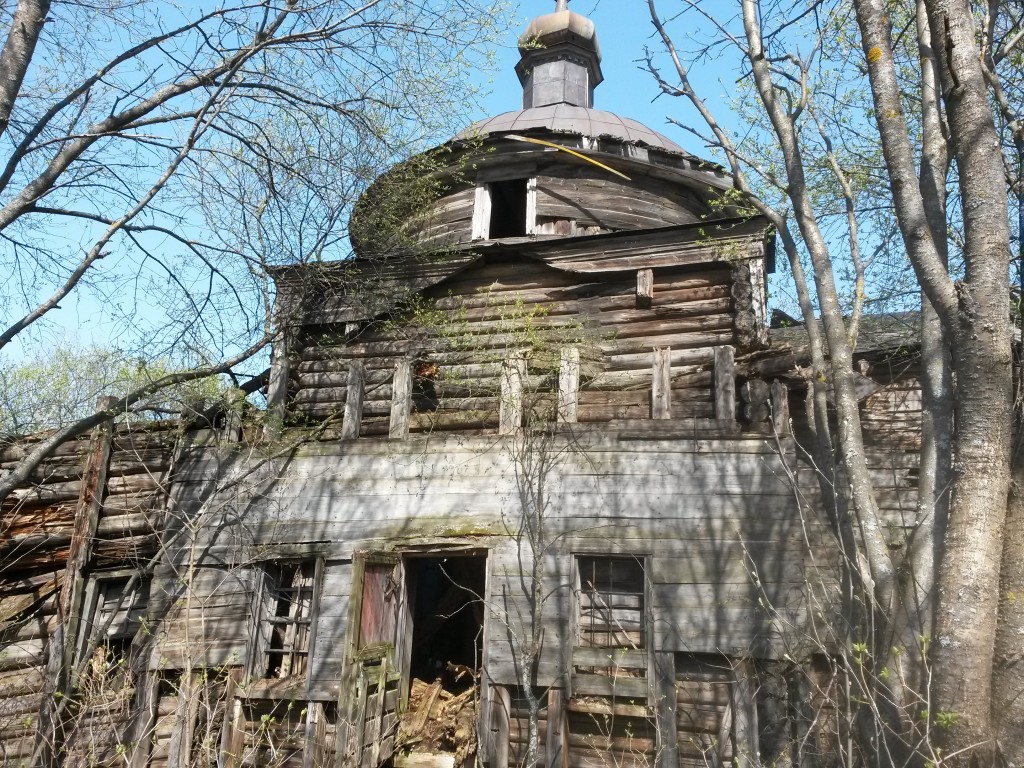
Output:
[342, 361, 366, 439]
[557, 347, 579, 423]
[389, 360, 412, 439]
[636, 268, 654, 309]
[651, 346, 672, 420]
[499, 353, 526, 435]
[654, 652, 679, 768]
[731, 662, 759, 768]
[471, 185, 490, 240]
[492, 685, 510, 768]
[264, 308, 292, 440]
[546, 688, 567, 768]
[771, 379, 790, 436]
[713, 345, 736, 420]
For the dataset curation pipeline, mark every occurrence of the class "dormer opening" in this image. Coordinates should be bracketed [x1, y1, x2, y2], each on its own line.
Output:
[488, 178, 529, 238]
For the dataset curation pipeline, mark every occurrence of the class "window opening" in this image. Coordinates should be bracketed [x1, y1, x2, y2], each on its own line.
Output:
[413, 360, 440, 413]
[85, 575, 151, 682]
[488, 179, 528, 238]
[261, 561, 316, 679]
[576, 556, 646, 649]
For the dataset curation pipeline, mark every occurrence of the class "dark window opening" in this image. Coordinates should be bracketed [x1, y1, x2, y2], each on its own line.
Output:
[413, 360, 440, 413]
[86, 575, 151, 684]
[576, 556, 646, 649]
[261, 561, 316, 679]
[407, 555, 486, 693]
[488, 179, 528, 238]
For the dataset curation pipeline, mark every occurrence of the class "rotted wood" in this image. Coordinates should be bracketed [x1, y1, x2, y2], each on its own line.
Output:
[557, 347, 580, 423]
[651, 347, 672, 420]
[389, 360, 412, 439]
[740, 378, 771, 425]
[342, 361, 366, 439]
[713, 346, 736, 421]
[636, 269, 654, 309]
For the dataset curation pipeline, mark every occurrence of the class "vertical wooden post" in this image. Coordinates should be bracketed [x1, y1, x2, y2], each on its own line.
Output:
[342, 361, 365, 439]
[223, 387, 245, 442]
[471, 185, 491, 240]
[264, 308, 292, 440]
[557, 347, 579, 423]
[546, 688, 568, 768]
[636, 268, 654, 309]
[526, 177, 538, 235]
[499, 352, 526, 435]
[651, 346, 672, 420]
[492, 685, 511, 768]
[731, 662, 759, 768]
[389, 359, 412, 439]
[654, 652, 679, 768]
[714, 345, 736, 421]
[771, 379, 791, 436]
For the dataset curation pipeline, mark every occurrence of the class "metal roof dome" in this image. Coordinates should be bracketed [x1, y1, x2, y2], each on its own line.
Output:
[458, 105, 687, 154]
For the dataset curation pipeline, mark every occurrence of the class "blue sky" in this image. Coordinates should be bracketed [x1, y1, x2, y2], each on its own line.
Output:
[470, 0, 740, 163]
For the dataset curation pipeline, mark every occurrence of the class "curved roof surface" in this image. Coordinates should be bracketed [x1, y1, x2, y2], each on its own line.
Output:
[458, 105, 687, 154]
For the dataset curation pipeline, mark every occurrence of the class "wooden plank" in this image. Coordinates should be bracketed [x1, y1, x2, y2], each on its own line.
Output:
[731, 662, 757, 768]
[570, 673, 648, 699]
[265, 304, 292, 440]
[389, 360, 412, 439]
[571, 647, 647, 669]
[499, 353, 526, 435]
[636, 269, 654, 309]
[471, 185, 489, 240]
[651, 347, 671, 420]
[558, 347, 580, 424]
[493, 685, 510, 768]
[654, 653, 678, 768]
[547, 688, 568, 768]
[770, 380, 790, 436]
[342, 361, 365, 440]
[713, 346, 735, 421]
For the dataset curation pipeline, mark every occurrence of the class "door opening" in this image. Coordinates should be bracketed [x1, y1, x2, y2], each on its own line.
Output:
[406, 554, 486, 692]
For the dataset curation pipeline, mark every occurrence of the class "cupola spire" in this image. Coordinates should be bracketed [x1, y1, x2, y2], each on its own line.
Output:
[516, 1, 603, 109]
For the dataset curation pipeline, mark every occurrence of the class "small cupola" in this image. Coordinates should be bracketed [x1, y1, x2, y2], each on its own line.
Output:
[515, 0, 603, 109]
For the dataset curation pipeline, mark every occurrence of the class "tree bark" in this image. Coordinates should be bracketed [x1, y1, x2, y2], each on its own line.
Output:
[855, 0, 1013, 760]
[0, 0, 51, 141]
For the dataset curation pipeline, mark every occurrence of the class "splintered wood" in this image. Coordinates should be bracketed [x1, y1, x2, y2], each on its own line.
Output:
[396, 677, 478, 768]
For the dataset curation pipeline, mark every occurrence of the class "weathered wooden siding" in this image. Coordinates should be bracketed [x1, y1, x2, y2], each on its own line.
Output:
[164, 427, 833, 689]
[290, 258, 739, 431]
[0, 421, 176, 766]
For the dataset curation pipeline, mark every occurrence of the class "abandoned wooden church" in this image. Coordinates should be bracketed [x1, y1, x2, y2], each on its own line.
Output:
[0, 3, 925, 767]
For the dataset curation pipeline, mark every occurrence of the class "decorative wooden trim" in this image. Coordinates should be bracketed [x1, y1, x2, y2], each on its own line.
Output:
[651, 346, 672, 420]
[389, 360, 412, 439]
[557, 347, 580, 423]
[499, 353, 526, 435]
[713, 346, 736, 421]
[636, 268, 654, 309]
[341, 361, 365, 439]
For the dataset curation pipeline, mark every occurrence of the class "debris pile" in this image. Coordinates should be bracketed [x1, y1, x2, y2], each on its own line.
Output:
[397, 668, 478, 768]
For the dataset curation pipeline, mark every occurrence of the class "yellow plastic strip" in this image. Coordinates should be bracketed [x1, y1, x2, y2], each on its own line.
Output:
[505, 134, 632, 181]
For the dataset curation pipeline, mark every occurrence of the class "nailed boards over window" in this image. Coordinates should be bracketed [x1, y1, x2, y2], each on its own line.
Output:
[575, 556, 646, 649]
[471, 177, 536, 240]
[256, 561, 318, 679]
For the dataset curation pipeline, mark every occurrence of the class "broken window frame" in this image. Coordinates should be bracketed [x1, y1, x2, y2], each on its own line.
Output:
[251, 558, 324, 682]
[471, 170, 537, 240]
[77, 569, 152, 680]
